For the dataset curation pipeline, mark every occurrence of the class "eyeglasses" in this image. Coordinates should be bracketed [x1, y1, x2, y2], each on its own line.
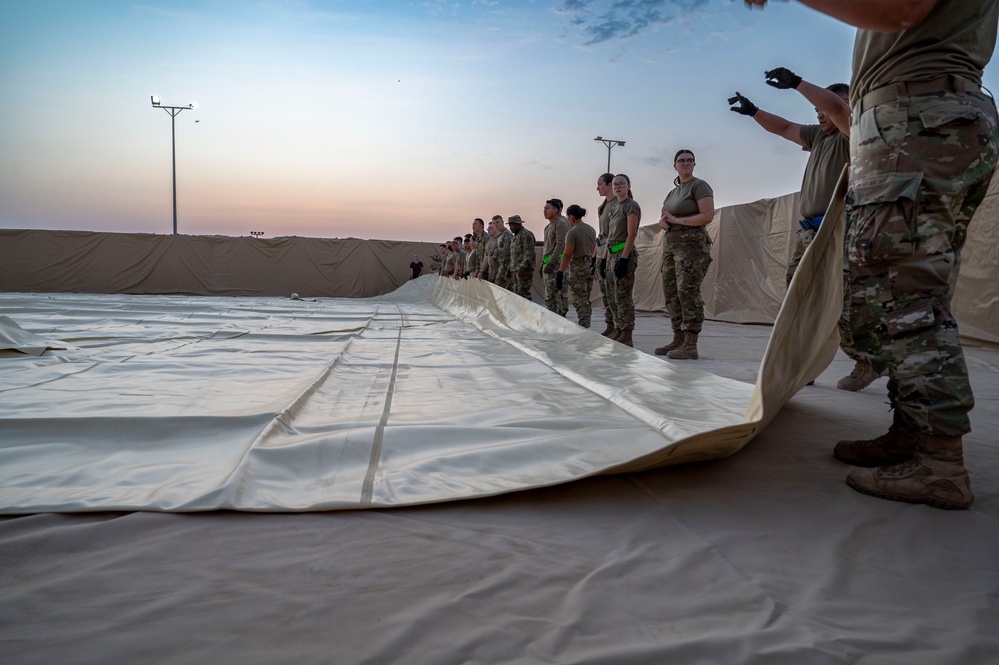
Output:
[675, 158, 695, 164]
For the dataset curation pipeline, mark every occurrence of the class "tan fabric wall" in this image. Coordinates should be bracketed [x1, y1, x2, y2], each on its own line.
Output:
[0, 230, 440, 298]
[635, 179, 999, 344]
[2, 175, 996, 341]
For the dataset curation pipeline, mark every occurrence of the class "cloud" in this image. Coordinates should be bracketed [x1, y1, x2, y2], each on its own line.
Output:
[553, 0, 708, 46]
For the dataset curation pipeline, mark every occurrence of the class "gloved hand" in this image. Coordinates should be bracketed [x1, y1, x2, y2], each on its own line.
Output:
[590, 256, 597, 272]
[599, 258, 607, 277]
[516, 267, 528, 279]
[555, 271, 564, 290]
[543, 261, 554, 275]
[765, 67, 801, 90]
[613, 255, 629, 279]
[727, 92, 758, 117]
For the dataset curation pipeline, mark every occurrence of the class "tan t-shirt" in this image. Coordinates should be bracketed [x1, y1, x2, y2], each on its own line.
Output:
[565, 222, 597, 261]
[608, 197, 641, 256]
[852, 0, 999, 101]
[798, 125, 849, 219]
[661, 177, 713, 218]
[542, 216, 569, 262]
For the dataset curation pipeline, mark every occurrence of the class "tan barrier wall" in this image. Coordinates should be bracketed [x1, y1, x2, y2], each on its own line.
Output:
[2, 178, 996, 341]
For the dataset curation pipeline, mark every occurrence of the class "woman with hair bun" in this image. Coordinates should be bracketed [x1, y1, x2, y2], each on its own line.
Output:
[656, 149, 715, 360]
[556, 204, 597, 328]
[605, 174, 641, 347]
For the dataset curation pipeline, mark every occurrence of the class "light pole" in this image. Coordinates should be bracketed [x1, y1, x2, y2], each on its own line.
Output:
[150, 96, 195, 235]
[594, 136, 626, 173]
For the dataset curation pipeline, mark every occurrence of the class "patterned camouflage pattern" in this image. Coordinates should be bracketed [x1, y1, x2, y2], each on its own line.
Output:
[596, 252, 615, 327]
[661, 227, 712, 333]
[606, 252, 637, 329]
[566, 257, 594, 328]
[510, 227, 536, 300]
[543, 267, 568, 315]
[495, 229, 514, 288]
[785, 227, 816, 285]
[845, 89, 999, 436]
[465, 246, 481, 277]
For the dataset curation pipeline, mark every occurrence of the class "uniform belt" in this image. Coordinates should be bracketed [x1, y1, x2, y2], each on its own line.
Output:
[541, 253, 563, 265]
[857, 75, 979, 114]
[608, 242, 626, 253]
[799, 214, 823, 231]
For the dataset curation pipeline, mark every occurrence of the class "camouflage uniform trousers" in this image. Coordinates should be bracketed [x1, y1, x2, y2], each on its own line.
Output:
[845, 87, 998, 436]
[567, 257, 594, 328]
[542, 263, 569, 315]
[786, 227, 817, 286]
[494, 265, 511, 289]
[661, 227, 711, 333]
[512, 267, 533, 300]
[787, 223, 864, 363]
[605, 251, 637, 330]
[596, 252, 615, 326]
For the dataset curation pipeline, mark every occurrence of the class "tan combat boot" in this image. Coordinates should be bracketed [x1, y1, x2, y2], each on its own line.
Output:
[846, 433, 973, 510]
[654, 328, 683, 356]
[599, 310, 615, 336]
[667, 332, 699, 360]
[833, 415, 916, 467]
[616, 326, 634, 347]
[837, 360, 881, 391]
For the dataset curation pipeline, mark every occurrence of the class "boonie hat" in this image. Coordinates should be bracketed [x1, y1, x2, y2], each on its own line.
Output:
[508, 214, 525, 225]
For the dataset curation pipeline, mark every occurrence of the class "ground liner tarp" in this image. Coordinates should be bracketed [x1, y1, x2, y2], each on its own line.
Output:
[0, 198, 844, 512]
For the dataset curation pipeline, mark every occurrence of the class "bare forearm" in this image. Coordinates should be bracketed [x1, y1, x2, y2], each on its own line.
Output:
[797, 79, 851, 136]
[794, 0, 937, 31]
[753, 108, 802, 145]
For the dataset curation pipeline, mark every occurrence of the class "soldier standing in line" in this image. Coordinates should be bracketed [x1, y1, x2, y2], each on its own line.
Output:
[507, 215, 537, 300]
[557, 204, 597, 328]
[747, 0, 999, 509]
[594, 173, 617, 336]
[540, 198, 570, 316]
[471, 218, 489, 277]
[464, 234, 481, 280]
[494, 214, 514, 289]
[657, 150, 713, 360]
[480, 218, 499, 281]
[605, 174, 641, 347]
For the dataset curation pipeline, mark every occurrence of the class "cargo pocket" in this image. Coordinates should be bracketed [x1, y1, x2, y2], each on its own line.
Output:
[919, 99, 987, 130]
[845, 172, 922, 266]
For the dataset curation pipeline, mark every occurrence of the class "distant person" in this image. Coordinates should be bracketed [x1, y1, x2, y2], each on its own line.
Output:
[557, 204, 597, 328]
[746, 0, 999, 510]
[409, 255, 424, 280]
[540, 198, 569, 316]
[507, 215, 537, 300]
[594, 173, 617, 336]
[494, 215, 514, 289]
[605, 174, 640, 347]
[481, 218, 499, 281]
[656, 149, 714, 360]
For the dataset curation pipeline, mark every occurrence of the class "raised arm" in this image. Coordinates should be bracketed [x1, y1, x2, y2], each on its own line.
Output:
[744, 0, 937, 32]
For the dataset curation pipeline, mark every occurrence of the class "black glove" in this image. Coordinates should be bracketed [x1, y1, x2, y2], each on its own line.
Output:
[555, 271, 564, 290]
[727, 92, 758, 117]
[599, 258, 607, 277]
[590, 256, 597, 272]
[765, 67, 801, 90]
[613, 255, 629, 279]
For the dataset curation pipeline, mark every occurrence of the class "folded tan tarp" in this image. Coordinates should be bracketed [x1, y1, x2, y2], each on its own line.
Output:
[0, 194, 845, 512]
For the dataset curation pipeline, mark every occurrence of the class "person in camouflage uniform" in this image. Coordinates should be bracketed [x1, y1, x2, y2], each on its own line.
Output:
[481, 218, 499, 281]
[657, 150, 715, 360]
[605, 174, 641, 347]
[464, 234, 481, 279]
[594, 173, 617, 335]
[540, 198, 569, 316]
[471, 218, 489, 279]
[507, 215, 536, 300]
[557, 204, 597, 328]
[494, 215, 514, 289]
[749, 0, 999, 510]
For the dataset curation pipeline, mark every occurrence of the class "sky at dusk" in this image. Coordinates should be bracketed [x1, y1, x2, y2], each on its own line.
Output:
[4, 1, 998, 243]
